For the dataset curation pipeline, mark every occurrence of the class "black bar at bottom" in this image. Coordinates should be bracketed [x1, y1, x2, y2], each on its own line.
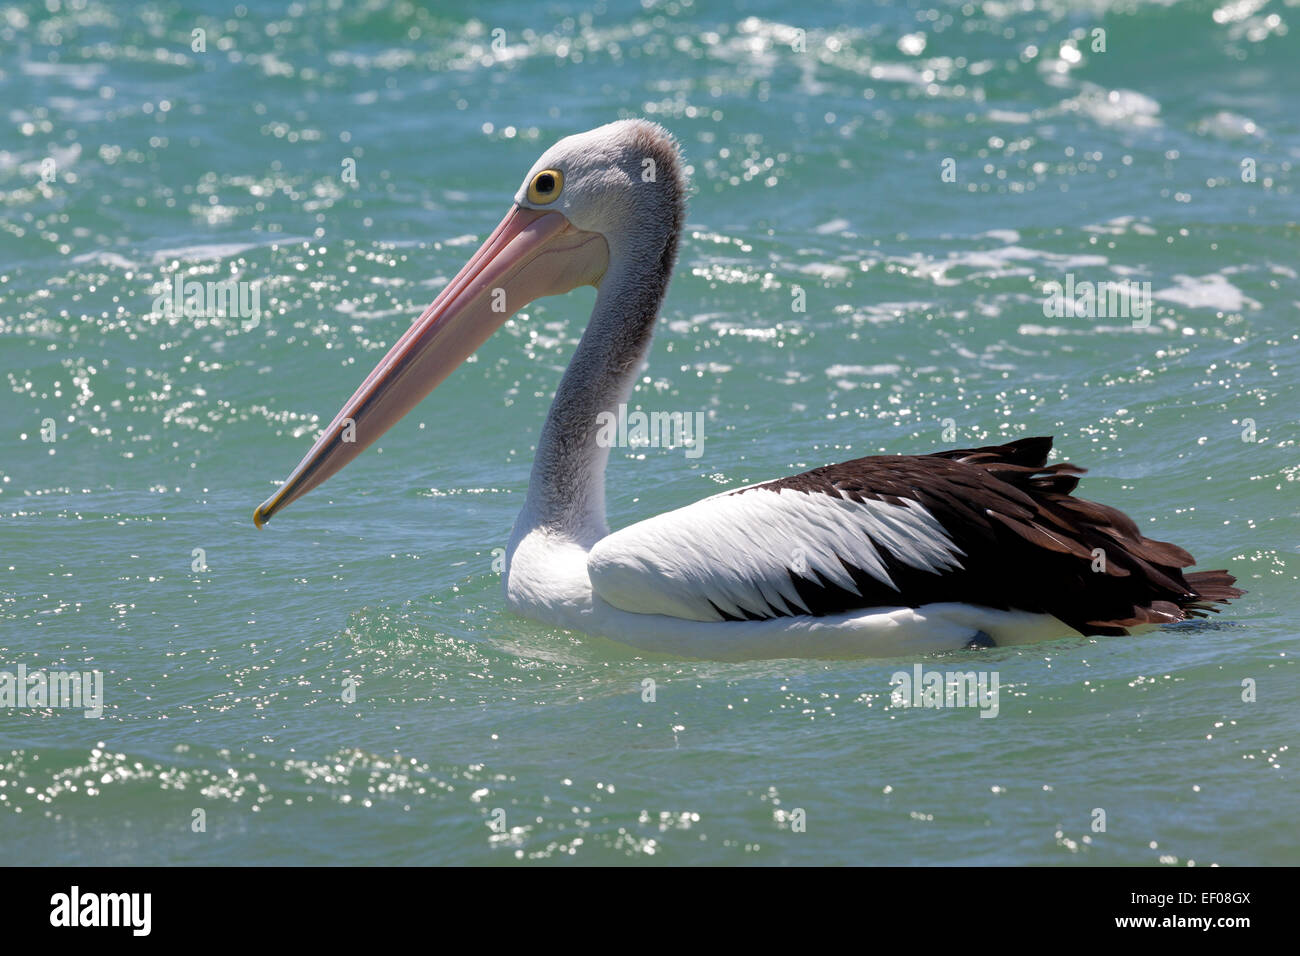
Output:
[0, 864, 1282, 939]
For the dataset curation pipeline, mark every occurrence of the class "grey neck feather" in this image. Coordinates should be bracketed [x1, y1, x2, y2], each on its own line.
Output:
[522, 250, 674, 544]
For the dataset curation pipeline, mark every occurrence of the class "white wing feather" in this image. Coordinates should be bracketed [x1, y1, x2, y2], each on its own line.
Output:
[587, 485, 965, 622]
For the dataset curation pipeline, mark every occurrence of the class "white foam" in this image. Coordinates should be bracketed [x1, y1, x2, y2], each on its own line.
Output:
[70, 251, 139, 270]
[1155, 274, 1259, 312]
[826, 363, 902, 378]
[150, 242, 261, 264]
[814, 218, 851, 235]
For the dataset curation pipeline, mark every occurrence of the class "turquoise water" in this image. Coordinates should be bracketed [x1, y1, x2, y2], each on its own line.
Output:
[2, 0, 1297, 865]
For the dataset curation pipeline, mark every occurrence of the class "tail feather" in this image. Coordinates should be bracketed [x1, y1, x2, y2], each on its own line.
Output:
[928, 435, 1054, 469]
[1183, 569, 1245, 615]
[930, 436, 1245, 633]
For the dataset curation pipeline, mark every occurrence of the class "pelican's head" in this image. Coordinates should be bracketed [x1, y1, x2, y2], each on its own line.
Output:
[513, 119, 686, 264]
[253, 119, 685, 528]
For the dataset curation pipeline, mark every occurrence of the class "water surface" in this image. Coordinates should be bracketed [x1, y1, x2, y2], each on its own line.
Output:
[1, 0, 1296, 864]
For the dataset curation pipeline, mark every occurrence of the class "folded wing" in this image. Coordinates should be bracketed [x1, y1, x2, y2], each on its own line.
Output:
[587, 437, 1242, 635]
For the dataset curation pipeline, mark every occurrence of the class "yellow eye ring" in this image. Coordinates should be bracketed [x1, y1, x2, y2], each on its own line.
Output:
[526, 168, 564, 204]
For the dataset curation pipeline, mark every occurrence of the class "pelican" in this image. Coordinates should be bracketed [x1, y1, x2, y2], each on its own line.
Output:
[253, 120, 1241, 660]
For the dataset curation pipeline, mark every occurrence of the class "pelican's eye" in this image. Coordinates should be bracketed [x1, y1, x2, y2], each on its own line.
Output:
[527, 168, 564, 204]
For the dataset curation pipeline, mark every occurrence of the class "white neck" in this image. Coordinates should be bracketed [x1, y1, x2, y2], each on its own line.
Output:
[513, 254, 665, 549]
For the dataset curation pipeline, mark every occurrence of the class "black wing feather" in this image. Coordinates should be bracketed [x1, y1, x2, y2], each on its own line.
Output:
[731, 436, 1242, 636]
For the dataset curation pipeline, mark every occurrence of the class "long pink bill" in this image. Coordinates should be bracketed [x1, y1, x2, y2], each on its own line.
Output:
[254, 204, 607, 528]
